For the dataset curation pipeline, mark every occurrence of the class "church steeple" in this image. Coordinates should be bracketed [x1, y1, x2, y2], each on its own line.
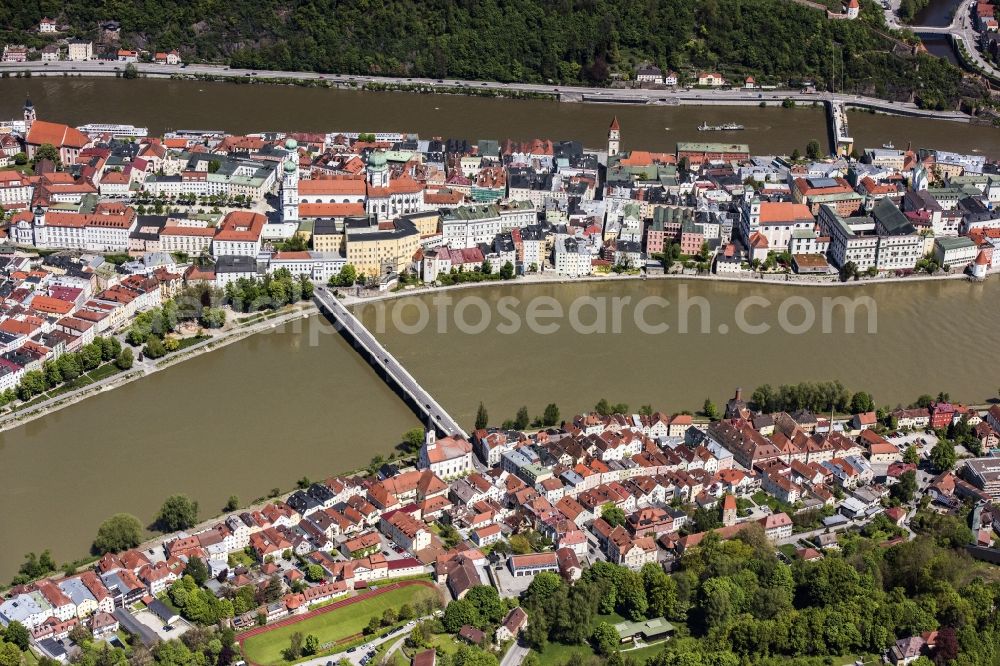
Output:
[281, 138, 299, 222]
[23, 96, 35, 134]
[608, 116, 620, 158]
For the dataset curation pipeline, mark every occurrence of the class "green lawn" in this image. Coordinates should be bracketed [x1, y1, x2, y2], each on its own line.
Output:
[241, 585, 438, 666]
[621, 641, 669, 662]
[529, 613, 629, 665]
[533, 638, 672, 665]
[530, 641, 596, 665]
[86, 363, 122, 382]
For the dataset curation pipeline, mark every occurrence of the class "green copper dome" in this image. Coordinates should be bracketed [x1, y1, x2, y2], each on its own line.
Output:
[368, 150, 387, 168]
[284, 138, 298, 150]
[284, 160, 297, 173]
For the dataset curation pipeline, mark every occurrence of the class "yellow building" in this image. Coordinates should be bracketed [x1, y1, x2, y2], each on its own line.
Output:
[311, 219, 345, 253]
[345, 218, 420, 276]
[401, 210, 440, 238]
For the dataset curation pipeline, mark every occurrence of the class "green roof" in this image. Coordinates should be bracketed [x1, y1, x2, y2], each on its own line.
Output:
[383, 150, 413, 163]
[935, 236, 976, 250]
[613, 618, 676, 641]
[442, 204, 499, 221]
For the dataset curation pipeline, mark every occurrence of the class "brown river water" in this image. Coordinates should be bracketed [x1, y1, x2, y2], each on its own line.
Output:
[0, 78, 999, 579]
[2, 78, 1000, 156]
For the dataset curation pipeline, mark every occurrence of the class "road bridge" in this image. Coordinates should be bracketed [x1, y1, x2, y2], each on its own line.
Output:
[827, 100, 854, 157]
[314, 287, 467, 439]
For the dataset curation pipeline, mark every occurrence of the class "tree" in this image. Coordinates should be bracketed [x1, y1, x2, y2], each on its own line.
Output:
[402, 427, 425, 453]
[474, 402, 489, 430]
[542, 403, 560, 427]
[155, 494, 199, 532]
[453, 645, 498, 666]
[850, 391, 875, 414]
[33, 143, 60, 165]
[13, 152, 26, 166]
[903, 445, 920, 465]
[891, 470, 918, 503]
[143, 335, 167, 359]
[702, 399, 719, 420]
[80, 343, 102, 370]
[619, 570, 648, 620]
[642, 563, 679, 619]
[692, 506, 722, 532]
[14, 550, 57, 585]
[302, 634, 319, 656]
[839, 261, 858, 283]
[283, 632, 304, 660]
[68, 623, 92, 646]
[225, 495, 240, 511]
[3, 622, 29, 651]
[263, 576, 283, 603]
[0, 643, 20, 666]
[514, 406, 530, 430]
[93, 513, 143, 554]
[123, 63, 139, 79]
[199, 307, 226, 328]
[305, 564, 325, 582]
[933, 626, 958, 665]
[590, 622, 620, 657]
[595, 398, 612, 416]
[115, 347, 134, 370]
[524, 572, 563, 606]
[186, 556, 209, 586]
[465, 585, 505, 626]
[499, 261, 515, 280]
[805, 139, 822, 160]
[929, 439, 956, 472]
[330, 264, 357, 287]
[791, 148, 801, 161]
[601, 503, 626, 528]
[443, 599, 479, 633]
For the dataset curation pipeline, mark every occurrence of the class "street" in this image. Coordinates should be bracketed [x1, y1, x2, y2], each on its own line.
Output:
[500, 642, 530, 666]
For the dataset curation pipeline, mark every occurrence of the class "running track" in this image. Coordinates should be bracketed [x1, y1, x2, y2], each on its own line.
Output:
[237, 580, 437, 663]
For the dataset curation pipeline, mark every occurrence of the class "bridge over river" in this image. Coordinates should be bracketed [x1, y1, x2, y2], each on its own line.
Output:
[314, 286, 468, 439]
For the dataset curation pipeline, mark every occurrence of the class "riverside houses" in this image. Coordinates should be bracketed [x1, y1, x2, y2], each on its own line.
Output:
[2, 116, 1000, 657]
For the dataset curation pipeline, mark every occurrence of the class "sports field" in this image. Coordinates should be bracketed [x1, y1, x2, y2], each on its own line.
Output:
[240, 582, 438, 666]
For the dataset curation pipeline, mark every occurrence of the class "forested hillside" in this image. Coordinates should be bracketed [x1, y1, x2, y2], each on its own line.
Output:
[0, 0, 979, 107]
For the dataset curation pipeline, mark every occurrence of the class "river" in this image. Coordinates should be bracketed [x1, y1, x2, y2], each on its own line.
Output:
[913, 0, 962, 27]
[357, 278, 1000, 433]
[2, 78, 1000, 157]
[3, 276, 1000, 579]
[0, 318, 419, 581]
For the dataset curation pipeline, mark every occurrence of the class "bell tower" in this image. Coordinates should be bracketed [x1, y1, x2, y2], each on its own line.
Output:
[23, 96, 35, 134]
[281, 138, 299, 222]
[608, 116, 621, 158]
